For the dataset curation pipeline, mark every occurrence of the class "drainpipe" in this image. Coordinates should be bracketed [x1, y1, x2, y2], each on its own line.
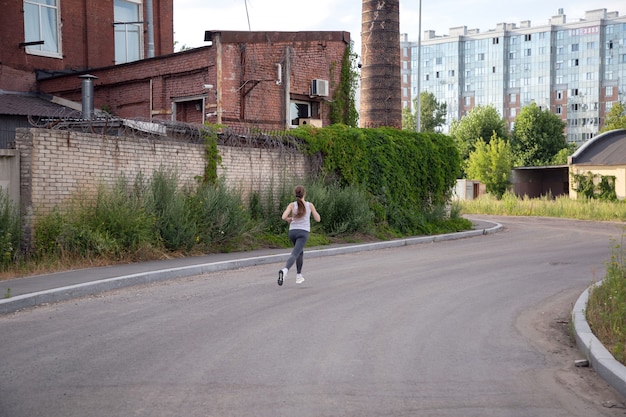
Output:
[216, 32, 223, 125]
[283, 47, 291, 129]
[146, 0, 155, 58]
[79, 74, 98, 120]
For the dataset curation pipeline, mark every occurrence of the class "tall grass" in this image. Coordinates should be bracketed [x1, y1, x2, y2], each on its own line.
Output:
[0, 188, 21, 269]
[461, 192, 626, 222]
[587, 237, 626, 364]
[14, 172, 470, 277]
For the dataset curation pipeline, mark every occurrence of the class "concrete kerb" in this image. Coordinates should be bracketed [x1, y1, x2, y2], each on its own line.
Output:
[573, 283, 626, 398]
[0, 222, 501, 315]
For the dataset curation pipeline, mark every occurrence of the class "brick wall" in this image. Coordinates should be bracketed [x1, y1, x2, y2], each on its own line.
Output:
[15, 128, 306, 244]
[0, 0, 174, 91]
[39, 48, 214, 121]
[39, 31, 349, 131]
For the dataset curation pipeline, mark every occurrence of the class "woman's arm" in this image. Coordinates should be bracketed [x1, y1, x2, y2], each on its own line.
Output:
[309, 203, 321, 222]
[281, 204, 293, 223]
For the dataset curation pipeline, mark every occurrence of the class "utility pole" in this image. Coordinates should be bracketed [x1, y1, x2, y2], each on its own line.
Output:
[416, 0, 422, 132]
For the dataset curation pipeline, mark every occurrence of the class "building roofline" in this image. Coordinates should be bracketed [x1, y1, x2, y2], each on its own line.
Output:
[569, 129, 626, 165]
[203, 30, 351, 45]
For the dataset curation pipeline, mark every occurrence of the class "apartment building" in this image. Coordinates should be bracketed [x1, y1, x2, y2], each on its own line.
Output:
[408, 8, 626, 146]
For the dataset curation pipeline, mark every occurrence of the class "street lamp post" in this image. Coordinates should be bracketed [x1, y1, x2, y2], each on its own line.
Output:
[416, 0, 422, 132]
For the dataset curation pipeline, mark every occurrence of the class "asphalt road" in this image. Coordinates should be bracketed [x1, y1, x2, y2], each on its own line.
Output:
[1, 216, 626, 417]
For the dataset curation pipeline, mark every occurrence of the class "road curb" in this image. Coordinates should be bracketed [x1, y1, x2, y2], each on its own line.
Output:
[572, 283, 626, 398]
[0, 221, 502, 315]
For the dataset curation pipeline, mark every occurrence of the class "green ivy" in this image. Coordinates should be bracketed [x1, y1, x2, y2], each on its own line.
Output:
[571, 171, 618, 201]
[292, 126, 461, 234]
[329, 41, 359, 127]
[199, 124, 223, 185]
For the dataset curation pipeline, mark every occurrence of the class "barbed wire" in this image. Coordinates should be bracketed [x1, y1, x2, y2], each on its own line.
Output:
[27, 111, 304, 153]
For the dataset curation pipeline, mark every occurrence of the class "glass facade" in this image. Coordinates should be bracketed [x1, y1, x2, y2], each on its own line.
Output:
[409, 10, 626, 146]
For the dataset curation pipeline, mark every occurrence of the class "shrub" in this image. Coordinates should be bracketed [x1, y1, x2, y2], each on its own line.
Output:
[0, 188, 21, 267]
[306, 182, 373, 236]
[148, 169, 196, 252]
[188, 181, 253, 249]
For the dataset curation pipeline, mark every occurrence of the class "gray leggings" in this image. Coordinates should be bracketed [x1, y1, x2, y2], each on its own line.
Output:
[286, 229, 309, 274]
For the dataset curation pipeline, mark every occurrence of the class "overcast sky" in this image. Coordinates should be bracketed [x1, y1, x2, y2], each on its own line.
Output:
[173, 1, 626, 53]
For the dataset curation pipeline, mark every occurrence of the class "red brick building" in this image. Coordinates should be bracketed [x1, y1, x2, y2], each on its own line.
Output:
[38, 31, 351, 130]
[0, 0, 174, 92]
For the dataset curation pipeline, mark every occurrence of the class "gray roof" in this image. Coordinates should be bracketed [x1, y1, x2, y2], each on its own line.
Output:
[569, 129, 626, 165]
[0, 92, 80, 117]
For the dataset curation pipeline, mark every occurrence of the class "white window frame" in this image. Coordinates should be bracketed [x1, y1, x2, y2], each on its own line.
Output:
[289, 100, 311, 128]
[114, 0, 144, 64]
[23, 0, 62, 58]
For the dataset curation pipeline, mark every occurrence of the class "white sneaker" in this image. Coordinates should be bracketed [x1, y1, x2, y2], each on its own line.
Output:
[296, 274, 305, 284]
[278, 268, 288, 286]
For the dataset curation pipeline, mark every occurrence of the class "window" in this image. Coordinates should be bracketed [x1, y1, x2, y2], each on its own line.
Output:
[571, 59, 579, 67]
[403, 47, 408, 57]
[23, 0, 61, 57]
[114, 0, 143, 64]
[524, 34, 532, 41]
[448, 70, 455, 77]
[509, 108, 516, 117]
[556, 105, 562, 115]
[425, 74, 429, 81]
[586, 72, 594, 80]
[477, 53, 485, 61]
[436, 71, 441, 79]
[290, 101, 311, 126]
[493, 37, 499, 44]
[556, 90, 563, 100]
[607, 40, 614, 49]
[524, 48, 531, 56]
[571, 44, 579, 52]
[509, 93, 516, 103]
[572, 88, 578, 96]
[509, 52, 515, 60]
[435, 57, 442, 65]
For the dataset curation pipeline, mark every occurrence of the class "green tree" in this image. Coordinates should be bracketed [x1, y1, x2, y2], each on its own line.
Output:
[449, 105, 508, 163]
[466, 134, 513, 199]
[600, 102, 626, 133]
[510, 102, 567, 167]
[402, 92, 447, 133]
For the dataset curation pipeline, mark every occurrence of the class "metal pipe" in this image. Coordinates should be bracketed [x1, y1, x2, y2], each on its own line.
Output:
[416, 0, 422, 132]
[79, 74, 98, 120]
[146, 0, 155, 58]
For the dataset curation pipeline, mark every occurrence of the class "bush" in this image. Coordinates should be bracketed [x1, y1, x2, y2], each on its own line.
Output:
[0, 188, 21, 267]
[148, 169, 196, 252]
[188, 181, 253, 249]
[306, 182, 373, 236]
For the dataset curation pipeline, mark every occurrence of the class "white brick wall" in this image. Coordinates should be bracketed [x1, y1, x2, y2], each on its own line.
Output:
[15, 128, 307, 244]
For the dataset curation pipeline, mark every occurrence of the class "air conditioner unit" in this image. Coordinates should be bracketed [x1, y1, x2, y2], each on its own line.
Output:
[298, 118, 323, 127]
[311, 79, 329, 97]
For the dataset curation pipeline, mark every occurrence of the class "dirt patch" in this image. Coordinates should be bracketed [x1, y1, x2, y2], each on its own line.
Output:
[517, 287, 626, 415]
